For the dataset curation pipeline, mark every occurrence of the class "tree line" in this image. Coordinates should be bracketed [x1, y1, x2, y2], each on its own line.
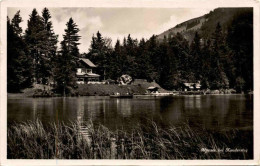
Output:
[8, 8, 80, 93]
[7, 8, 253, 93]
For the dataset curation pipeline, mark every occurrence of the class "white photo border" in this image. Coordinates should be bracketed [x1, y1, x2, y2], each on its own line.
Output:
[1, 0, 259, 165]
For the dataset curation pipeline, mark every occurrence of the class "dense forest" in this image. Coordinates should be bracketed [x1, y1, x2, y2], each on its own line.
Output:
[7, 8, 253, 94]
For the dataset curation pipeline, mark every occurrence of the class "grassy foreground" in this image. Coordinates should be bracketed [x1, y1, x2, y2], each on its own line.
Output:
[7, 120, 252, 159]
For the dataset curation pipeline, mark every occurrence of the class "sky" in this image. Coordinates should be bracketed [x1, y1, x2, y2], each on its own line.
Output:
[8, 7, 215, 53]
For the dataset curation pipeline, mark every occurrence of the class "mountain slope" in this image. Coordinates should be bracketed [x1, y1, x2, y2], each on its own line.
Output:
[156, 8, 253, 43]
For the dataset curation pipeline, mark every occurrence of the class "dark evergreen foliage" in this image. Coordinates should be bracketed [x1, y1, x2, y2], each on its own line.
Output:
[41, 8, 58, 78]
[226, 10, 253, 92]
[7, 8, 253, 93]
[24, 9, 46, 84]
[53, 18, 81, 94]
[7, 13, 33, 92]
[88, 31, 112, 80]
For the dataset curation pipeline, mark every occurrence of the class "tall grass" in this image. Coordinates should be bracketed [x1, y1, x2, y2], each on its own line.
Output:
[7, 119, 252, 159]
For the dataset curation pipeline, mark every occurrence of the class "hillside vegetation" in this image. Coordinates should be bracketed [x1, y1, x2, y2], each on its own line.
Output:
[157, 8, 253, 43]
[77, 81, 169, 96]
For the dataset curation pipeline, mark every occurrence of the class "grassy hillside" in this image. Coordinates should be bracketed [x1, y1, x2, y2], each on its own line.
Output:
[7, 81, 169, 97]
[156, 8, 253, 43]
[157, 15, 206, 41]
[77, 81, 169, 96]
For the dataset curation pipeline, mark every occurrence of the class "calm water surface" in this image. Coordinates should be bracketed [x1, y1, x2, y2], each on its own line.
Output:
[8, 95, 253, 131]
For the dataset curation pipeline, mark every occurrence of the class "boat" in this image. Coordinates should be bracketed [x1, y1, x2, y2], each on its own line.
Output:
[133, 92, 178, 98]
[144, 92, 177, 96]
[110, 95, 133, 98]
[141, 86, 178, 96]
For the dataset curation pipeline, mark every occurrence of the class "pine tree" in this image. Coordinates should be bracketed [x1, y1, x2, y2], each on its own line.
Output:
[190, 31, 202, 80]
[88, 34, 98, 63]
[24, 9, 46, 84]
[174, 33, 191, 83]
[63, 18, 81, 57]
[7, 13, 33, 92]
[107, 39, 122, 80]
[125, 34, 138, 77]
[53, 18, 80, 94]
[115, 39, 128, 77]
[123, 37, 127, 47]
[160, 45, 178, 90]
[158, 35, 181, 90]
[227, 10, 253, 92]
[88, 31, 112, 80]
[156, 37, 168, 83]
[11, 11, 23, 35]
[23, 8, 58, 85]
[200, 39, 211, 89]
[96, 31, 106, 79]
[209, 22, 229, 89]
[36, 8, 59, 84]
[41, 7, 58, 68]
[135, 38, 153, 80]
[144, 35, 161, 81]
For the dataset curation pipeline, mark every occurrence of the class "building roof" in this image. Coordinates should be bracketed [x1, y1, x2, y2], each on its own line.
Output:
[183, 82, 201, 89]
[147, 86, 159, 90]
[76, 73, 100, 77]
[87, 73, 100, 77]
[195, 83, 201, 88]
[79, 58, 96, 68]
[184, 83, 194, 87]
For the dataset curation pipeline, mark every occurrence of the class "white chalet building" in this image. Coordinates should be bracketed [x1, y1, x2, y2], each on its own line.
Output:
[76, 58, 100, 84]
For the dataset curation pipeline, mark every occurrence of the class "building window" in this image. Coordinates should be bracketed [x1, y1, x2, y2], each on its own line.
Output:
[87, 69, 92, 73]
[78, 78, 84, 81]
[77, 68, 82, 73]
[82, 68, 86, 73]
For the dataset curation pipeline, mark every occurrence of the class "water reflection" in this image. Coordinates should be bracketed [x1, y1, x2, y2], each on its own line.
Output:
[117, 99, 132, 117]
[184, 95, 202, 109]
[7, 95, 253, 131]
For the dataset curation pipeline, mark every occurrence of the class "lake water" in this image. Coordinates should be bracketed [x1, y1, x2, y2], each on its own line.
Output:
[8, 95, 253, 131]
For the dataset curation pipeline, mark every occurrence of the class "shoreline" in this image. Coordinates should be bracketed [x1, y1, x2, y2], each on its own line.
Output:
[7, 83, 252, 98]
[7, 92, 251, 99]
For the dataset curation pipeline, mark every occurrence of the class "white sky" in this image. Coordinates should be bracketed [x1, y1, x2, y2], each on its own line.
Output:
[8, 7, 215, 53]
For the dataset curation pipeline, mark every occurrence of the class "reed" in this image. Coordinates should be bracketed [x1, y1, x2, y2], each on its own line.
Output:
[7, 119, 252, 159]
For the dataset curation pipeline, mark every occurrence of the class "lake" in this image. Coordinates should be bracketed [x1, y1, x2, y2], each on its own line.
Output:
[8, 94, 253, 131]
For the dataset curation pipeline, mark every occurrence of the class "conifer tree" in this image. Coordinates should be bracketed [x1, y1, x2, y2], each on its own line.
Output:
[135, 38, 153, 81]
[23, 8, 58, 85]
[88, 31, 111, 80]
[37, 8, 59, 84]
[63, 18, 81, 57]
[156, 36, 168, 83]
[227, 10, 253, 92]
[107, 39, 122, 80]
[209, 22, 229, 89]
[124, 34, 138, 77]
[7, 12, 33, 92]
[11, 11, 23, 35]
[200, 39, 211, 89]
[53, 18, 80, 94]
[190, 31, 202, 80]
[41, 7, 58, 67]
[24, 9, 46, 84]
